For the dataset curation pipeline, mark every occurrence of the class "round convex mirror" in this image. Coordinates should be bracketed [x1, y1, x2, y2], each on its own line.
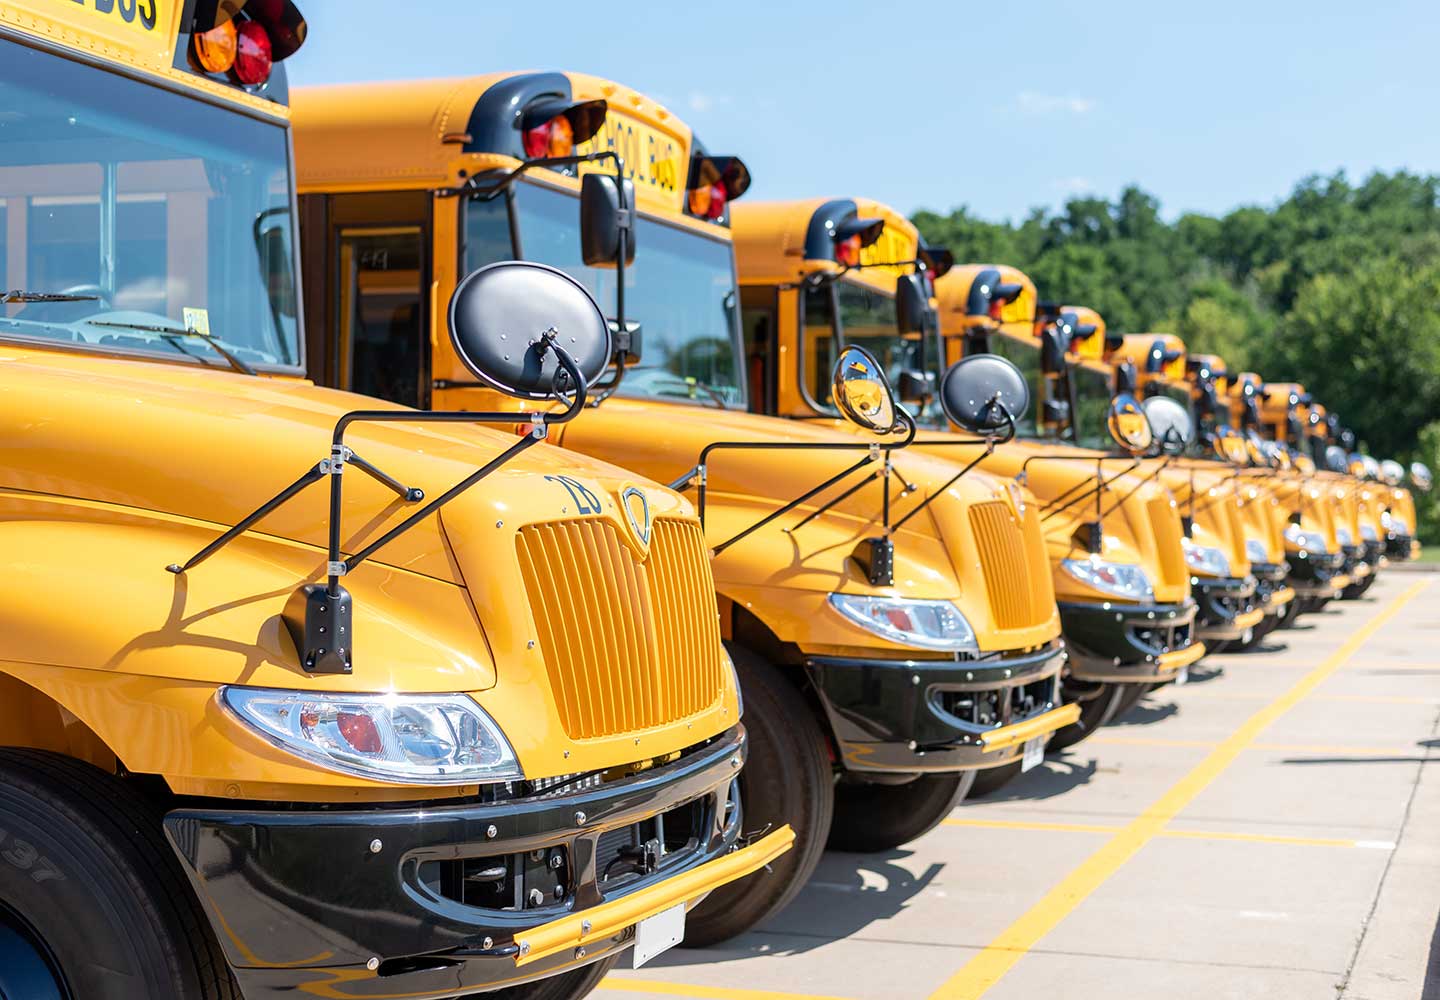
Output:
[1140, 396, 1193, 455]
[938, 354, 1031, 433]
[1379, 459, 1404, 485]
[1106, 393, 1153, 454]
[1410, 461, 1433, 492]
[831, 345, 897, 433]
[448, 261, 611, 400]
[1324, 444, 1349, 474]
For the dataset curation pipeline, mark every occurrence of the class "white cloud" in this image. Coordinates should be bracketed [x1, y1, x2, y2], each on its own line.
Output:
[1052, 176, 1094, 194]
[1017, 91, 1096, 115]
[687, 92, 731, 113]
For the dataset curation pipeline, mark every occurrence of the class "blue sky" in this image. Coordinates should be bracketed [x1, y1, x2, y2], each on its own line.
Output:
[288, 1, 1440, 222]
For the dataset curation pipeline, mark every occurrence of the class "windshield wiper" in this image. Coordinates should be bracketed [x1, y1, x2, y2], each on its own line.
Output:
[2, 289, 100, 304]
[83, 320, 258, 376]
[639, 372, 730, 408]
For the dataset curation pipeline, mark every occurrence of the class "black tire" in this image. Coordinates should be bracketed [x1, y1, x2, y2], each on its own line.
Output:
[683, 645, 834, 947]
[0, 749, 238, 1000]
[485, 957, 621, 1000]
[1276, 595, 1303, 629]
[826, 770, 974, 852]
[1111, 680, 1150, 719]
[1230, 614, 1278, 652]
[967, 759, 1023, 797]
[1048, 681, 1128, 752]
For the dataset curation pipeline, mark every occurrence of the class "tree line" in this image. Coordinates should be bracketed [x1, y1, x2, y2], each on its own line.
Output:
[912, 171, 1440, 543]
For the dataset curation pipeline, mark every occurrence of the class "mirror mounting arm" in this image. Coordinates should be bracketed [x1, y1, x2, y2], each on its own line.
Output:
[440, 151, 625, 200]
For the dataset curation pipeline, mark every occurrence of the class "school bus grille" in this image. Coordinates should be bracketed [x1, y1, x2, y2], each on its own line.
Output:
[969, 502, 1054, 631]
[516, 517, 724, 740]
[1147, 497, 1187, 588]
[1222, 500, 1249, 570]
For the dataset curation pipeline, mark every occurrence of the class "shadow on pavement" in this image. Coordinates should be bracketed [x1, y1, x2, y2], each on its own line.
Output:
[964, 754, 1099, 802]
[1280, 737, 1440, 766]
[655, 851, 945, 963]
[1109, 698, 1180, 728]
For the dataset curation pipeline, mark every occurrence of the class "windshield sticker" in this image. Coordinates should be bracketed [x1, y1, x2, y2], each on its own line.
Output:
[183, 307, 211, 336]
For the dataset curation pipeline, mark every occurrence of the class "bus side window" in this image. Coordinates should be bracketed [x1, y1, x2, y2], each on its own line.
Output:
[740, 285, 777, 414]
[801, 283, 837, 409]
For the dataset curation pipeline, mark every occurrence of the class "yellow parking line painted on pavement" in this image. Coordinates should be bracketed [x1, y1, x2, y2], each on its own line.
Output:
[927, 579, 1431, 1000]
[1090, 735, 1416, 756]
[942, 817, 1393, 849]
[1313, 693, 1440, 705]
[599, 979, 857, 1000]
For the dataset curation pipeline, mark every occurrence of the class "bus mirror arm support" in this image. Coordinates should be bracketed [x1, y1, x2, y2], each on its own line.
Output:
[167, 339, 589, 674]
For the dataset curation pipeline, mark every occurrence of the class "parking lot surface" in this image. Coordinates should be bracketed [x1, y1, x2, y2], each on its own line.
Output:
[598, 573, 1439, 999]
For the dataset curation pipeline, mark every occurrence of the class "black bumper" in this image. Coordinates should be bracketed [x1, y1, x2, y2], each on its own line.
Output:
[1058, 599, 1200, 682]
[1192, 575, 1261, 641]
[806, 642, 1067, 774]
[1289, 547, 1346, 597]
[1252, 562, 1292, 611]
[163, 727, 746, 999]
[1387, 531, 1414, 561]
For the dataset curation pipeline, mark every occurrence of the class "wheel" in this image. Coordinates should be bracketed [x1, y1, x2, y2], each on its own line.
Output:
[1230, 614, 1278, 653]
[826, 771, 974, 852]
[1048, 680, 1128, 752]
[967, 759, 1023, 797]
[683, 644, 834, 946]
[0, 749, 238, 1000]
[1110, 680, 1150, 719]
[1276, 596, 1303, 628]
[484, 956, 620, 1000]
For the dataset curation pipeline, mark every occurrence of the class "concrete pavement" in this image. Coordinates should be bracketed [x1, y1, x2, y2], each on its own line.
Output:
[598, 573, 1440, 1000]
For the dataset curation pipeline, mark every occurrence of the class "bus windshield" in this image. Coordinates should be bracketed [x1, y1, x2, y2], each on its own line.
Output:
[0, 38, 301, 369]
[469, 182, 745, 408]
[1071, 362, 1114, 451]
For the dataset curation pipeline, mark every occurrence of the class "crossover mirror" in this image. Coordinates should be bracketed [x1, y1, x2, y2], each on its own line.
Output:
[1140, 396, 1192, 455]
[895, 273, 929, 336]
[1379, 459, 1405, 486]
[579, 173, 638, 267]
[831, 345, 897, 434]
[448, 260, 611, 400]
[1107, 393, 1153, 454]
[1411, 461, 1433, 492]
[1324, 444, 1349, 474]
[1244, 429, 1268, 467]
[939, 353, 1030, 434]
[1213, 427, 1248, 465]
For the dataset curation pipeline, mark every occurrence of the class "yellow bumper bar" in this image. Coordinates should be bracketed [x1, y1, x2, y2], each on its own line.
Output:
[514, 826, 794, 967]
[1267, 586, 1295, 610]
[1157, 641, 1207, 673]
[1331, 574, 1352, 592]
[1233, 607, 1266, 631]
[1411, 541, 1423, 560]
[980, 703, 1081, 754]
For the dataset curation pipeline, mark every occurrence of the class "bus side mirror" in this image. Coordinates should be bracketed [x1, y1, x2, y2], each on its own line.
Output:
[1141, 396, 1193, 456]
[1040, 327, 1066, 374]
[831, 345, 898, 434]
[579, 173, 637, 267]
[895, 273, 928, 335]
[1107, 393, 1154, 455]
[1114, 362, 1138, 394]
[896, 369, 934, 406]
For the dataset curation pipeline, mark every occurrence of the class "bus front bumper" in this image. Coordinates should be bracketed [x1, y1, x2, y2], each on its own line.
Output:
[1252, 563, 1294, 615]
[807, 641, 1075, 773]
[1289, 548, 1348, 598]
[163, 727, 770, 999]
[1193, 575, 1263, 641]
[1058, 599, 1203, 683]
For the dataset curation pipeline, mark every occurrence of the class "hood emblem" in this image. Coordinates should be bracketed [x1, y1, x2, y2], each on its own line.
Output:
[622, 487, 652, 548]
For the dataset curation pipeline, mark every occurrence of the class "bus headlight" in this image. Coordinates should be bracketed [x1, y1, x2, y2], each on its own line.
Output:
[1360, 523, 1378, 542]
[1244, 538, 1269, 565]
[1335, 525, 1353, 547]
[827, 594, 979, 653]
[1182, 538, 1231, 577]
[1060, 557, 1154, 602]
[220, 687, 522, 785]
[1284, 524, 1328, 554]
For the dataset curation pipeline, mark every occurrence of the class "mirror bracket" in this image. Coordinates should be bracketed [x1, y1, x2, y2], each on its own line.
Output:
[852, 537, 895, 587]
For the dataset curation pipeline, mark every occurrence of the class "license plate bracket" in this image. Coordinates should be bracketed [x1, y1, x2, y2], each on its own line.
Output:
[621, 902, 686, 968]
[1021, 736, 1044, 773]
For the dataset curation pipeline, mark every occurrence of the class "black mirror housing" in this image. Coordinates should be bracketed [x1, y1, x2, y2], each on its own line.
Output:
[579, 173, 637, 268]
[895, 273, 928, 335]
[896, 368, 935, 406]
[610, 320, 642, 366]
[1040, 327, 1067, 374]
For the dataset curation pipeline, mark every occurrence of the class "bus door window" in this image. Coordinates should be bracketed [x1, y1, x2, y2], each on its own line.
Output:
[335, 227, 426, 408]
[800, 282, 838, 410]
[739, 284, 777, 414]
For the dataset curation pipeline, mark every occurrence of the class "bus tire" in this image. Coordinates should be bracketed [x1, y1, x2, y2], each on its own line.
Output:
[1111, 680, 1150, 719]
[485, 957, 620, 1000]
[683, 645, 834, 947]
[826, 771, 974, 852]
[1048, 681, 1128, 752]
[968, 760, 1024, 797]
[0, 749, 238, 1000]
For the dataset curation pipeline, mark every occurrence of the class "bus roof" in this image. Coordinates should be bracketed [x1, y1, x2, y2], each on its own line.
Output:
[294, 71, 715, 221]
[1, 0, 304, 120]
[933, 263, 1038, 334]
[731, 197, 919, 294]
[1112, 332, 1187, 383]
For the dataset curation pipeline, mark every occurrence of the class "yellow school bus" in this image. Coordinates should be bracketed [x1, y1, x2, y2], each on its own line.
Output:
[0, 10, 782, 1000]
[915, 263, 1206, 741]
[294, 75, 1075, 942]
[1105, 338, 1298, 643]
